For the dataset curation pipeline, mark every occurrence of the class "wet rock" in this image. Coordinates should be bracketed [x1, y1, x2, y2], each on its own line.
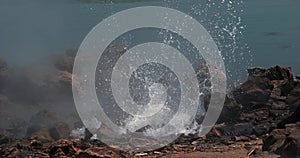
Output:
[265, 66, 294, 82]
[239, 66, 294, 110]
[271, 101, 288, 110]
[77, 147, 121, 158]
[232, 66, 297, 139]
[263, 122, 300, 157]
[267, 66, 294, 96]
[240, 108, 270, 122]
[280, 123, 300, 157]
[215, 123, 253, 137]
[271, 79, 294, 97]
[84, 128, 93, 140]
[253, 123, 275, 137]
[247, 67, 267, 77]
[248, 66, 293, 82]
[296, 75, 300, 80]
[217, 95, 241, 123]
[278, 104, 300, 128]
[135, 125, 153, 133]
[30, 140, 43, 149]
[286, 83, 300, 112]
[234, 135, 250, 142]
[269, 109, 289, 121]
[49, 139, 80, 157]
[233, 77, 273, 110]
[263, 129, 286, 152]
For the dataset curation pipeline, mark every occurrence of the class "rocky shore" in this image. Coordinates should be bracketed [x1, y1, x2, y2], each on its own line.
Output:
[0, 48, 299, 157]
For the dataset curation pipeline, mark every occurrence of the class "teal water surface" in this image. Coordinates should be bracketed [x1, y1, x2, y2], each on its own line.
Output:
[0, 0, 299, 78]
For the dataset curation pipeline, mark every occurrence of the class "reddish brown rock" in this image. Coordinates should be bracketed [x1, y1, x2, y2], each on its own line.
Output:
[265, 66, 294, 82]
[263, 122, 300, 158]
[233, 77, 273, 110]
[286, 83, 300, 112]
[49, 139, 80, 157]
[249, 66, 294, 81]
[278, 104, 300, 128]
[247, 67, 267, 77]
[217, 95, 241, 123]
[235, 66, 296, 112]
[77, 147, 121, 158]
[263, 128, 287, 152]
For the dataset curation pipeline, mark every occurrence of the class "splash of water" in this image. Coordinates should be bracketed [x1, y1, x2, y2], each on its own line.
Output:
[92, 0, 252, 138]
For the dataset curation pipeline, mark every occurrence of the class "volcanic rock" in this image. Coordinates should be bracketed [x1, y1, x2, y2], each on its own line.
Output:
[217, 95, 241, 124]
[233, 77, 273, 110]
[235, 67, 294, 112]
[77, 147, 121, 158]
[296, 75, 300, 80]
[263, 122, 300, 157]
[49, 139, 80, 157]
[278, 104, 300, 128]
[265, 66, 294, 82]
[286, 82, 300, 112]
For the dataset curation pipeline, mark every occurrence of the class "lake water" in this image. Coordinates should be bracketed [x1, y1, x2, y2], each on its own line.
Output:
[0, 0, 299, 80]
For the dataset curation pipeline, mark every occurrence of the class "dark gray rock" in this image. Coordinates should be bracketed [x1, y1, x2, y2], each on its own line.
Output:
[263, 122, 300, 158]
[286, 83, 300, 112]
[296, 75, 300, 80]
[233, 77, 273, 110]
[217, 95, 241, 124]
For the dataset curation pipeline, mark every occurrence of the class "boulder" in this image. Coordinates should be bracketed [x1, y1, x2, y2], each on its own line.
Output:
[265, 66, 294, 82]
[278, 104, 300, 128]
[249, 66, 294, 81]
[263, 122, 300, 158]
[77, 147, 121, 158]
[49, 139, 80, 157]
[233, 77, 273, 110]
[217, 95, 241, 124]
[286, 83, 300, 112]
[235, 66, 295, 111]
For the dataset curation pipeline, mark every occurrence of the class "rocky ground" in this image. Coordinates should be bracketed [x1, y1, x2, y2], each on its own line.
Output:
[0, 48, 299, 157]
